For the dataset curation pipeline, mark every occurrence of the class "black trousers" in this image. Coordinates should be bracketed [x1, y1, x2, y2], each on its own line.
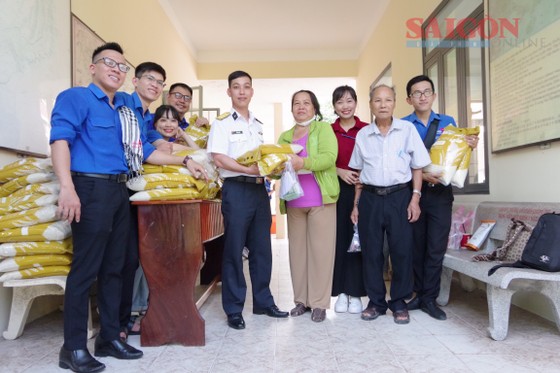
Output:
[358, 187, 413, 313]
[220, 179, 274, 315]
[331, 178, 366, 297]
[64, 176, 129, 349]
[412, 182, 453, 303]
[119, 192, 139, 329]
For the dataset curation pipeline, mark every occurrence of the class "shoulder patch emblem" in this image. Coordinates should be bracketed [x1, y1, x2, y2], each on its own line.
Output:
[216, 112, 231, 120]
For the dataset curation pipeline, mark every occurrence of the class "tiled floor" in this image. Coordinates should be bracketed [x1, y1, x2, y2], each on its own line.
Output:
[2, 238, 560, 372]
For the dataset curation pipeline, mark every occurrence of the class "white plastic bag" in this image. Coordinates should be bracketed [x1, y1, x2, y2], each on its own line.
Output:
[279, 161, 303, 201]
[347, 224, 361, 252]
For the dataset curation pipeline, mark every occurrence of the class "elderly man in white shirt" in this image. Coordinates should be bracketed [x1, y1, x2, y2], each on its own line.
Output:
[350, 84, 430, 325]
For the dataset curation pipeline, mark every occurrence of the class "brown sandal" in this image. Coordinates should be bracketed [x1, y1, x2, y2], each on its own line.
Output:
[290, 303, 311, 317]
[393, 309, 410, 324]
[361, 306, 384, 321]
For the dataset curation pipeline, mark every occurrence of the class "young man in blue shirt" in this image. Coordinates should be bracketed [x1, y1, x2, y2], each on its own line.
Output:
[402, 75, 478, 321]
[51, 42, 207, 373]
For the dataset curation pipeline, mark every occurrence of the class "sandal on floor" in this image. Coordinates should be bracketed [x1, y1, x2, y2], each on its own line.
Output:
[119, 327, 129, 343]
[393, 309, 410, 325]
[361, 306, 385, 321]
[127, 314, 144, 335]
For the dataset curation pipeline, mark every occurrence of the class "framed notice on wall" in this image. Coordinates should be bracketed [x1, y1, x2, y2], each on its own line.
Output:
[71, 14, 135, 92]
[489, 0, 560, 152]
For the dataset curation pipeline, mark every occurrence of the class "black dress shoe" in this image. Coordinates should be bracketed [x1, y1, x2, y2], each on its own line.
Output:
[94, 335, 143, 360]
[253, 305, 289, 318]
[421, 301, 447, 320]
[59, 346, 105, 373]
[227, 313, 246, 329]
[406, 296, 421, 310]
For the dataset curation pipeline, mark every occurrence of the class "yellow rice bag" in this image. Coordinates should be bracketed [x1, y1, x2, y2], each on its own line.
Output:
[0, 239, 72, 257]
[236, 144, 302, 176]
[0, 221, 71, 242]
[0, 157, 52, 184]
[127, 173, 207, 192]
[9, 181, 60, 198]
[142, 164, 188, 175]
[0, 172, 56, 197]
[185, 115, 211, 148]
[0, 265, 70, 282]
[0, 254, 72, 272]
[423, 125, 480, 187]
[0, 205, 59, 231]
[130, 187, 209, 202]
[0, 194, 58, 216]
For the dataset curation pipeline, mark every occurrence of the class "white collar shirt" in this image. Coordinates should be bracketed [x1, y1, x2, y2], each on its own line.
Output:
[349, 117, 431, 186]
[207, 108, 264, 179]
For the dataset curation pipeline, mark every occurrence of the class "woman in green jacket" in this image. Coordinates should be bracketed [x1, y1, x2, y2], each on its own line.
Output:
[278, 89, 339, 322]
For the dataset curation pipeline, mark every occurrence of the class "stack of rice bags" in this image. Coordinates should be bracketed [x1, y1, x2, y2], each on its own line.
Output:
[0, 157, 72, 282]
[423, 125, 480, 188]
[127, 149, 221, 202]
[236, 144, 303, 176]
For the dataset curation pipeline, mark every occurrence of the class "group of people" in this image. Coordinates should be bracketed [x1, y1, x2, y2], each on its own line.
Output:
[208, 71, 477, 330]
[48, 41, 477, 373]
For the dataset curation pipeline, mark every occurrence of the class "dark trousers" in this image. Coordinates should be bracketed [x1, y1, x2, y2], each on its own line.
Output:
[358, 187, 413, 313]
[221, 179, 274, 315]
[64, 176, 130, 350]
[332, 178, 366, 297]
[119, 195, 139, 329]
[412, 183, 453, 303]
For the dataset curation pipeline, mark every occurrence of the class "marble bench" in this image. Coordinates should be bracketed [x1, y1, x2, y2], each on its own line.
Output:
[437, 201, 560, 340]
[2, 276, 94, 340]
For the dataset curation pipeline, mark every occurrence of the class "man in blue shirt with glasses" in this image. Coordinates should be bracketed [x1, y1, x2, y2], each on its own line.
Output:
[51, 42, 207, 373]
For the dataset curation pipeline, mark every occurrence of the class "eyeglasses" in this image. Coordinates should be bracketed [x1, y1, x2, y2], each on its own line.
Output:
[93, 57, 130, 73]
[410, 89, 434, 99]
[141, 74, 166, 88]
[170, 92, 192, 102]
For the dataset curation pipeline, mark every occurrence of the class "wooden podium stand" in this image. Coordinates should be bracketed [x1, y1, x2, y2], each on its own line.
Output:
[134, 200, 223, 347]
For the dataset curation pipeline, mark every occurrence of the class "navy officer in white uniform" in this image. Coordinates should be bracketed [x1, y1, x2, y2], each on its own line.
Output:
[207, 70, 288, 330]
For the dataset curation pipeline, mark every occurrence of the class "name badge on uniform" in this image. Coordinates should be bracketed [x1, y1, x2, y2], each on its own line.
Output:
[231, 130, 243, 135]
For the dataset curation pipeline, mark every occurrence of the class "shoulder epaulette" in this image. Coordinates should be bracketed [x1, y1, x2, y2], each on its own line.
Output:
[216, 112, 231, 120]
[255, 117, 263, 124]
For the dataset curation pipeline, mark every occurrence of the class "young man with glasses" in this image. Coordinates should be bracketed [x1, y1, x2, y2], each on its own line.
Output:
[117, 61, 168, 342]
[145, 83, 209, 148]
[50, 42, 208, 373]
[402, 75, 478, 321]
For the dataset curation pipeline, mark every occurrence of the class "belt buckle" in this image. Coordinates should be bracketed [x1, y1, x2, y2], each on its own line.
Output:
[118, 174, 128, 183]
[376, 188, 388, 196]
[255, 177, 264, 184]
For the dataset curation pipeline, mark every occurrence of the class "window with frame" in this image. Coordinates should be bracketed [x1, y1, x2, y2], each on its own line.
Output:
[422, 0, 489, 194]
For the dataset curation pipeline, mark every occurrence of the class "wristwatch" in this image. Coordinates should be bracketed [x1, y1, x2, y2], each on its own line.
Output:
[412, 189, 422, 197]
[182, 155, 192, 167]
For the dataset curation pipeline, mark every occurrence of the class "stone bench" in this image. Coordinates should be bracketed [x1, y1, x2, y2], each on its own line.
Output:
[2, 276, 93, 340]
[437, 201, 560, 340]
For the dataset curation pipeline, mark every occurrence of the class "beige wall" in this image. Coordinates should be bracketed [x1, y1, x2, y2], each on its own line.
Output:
[355, 0, 441, 120]
[71, 0, 199, 94]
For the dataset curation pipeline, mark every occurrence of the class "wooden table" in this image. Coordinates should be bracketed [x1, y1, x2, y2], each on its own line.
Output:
[134, 200, 223, 347]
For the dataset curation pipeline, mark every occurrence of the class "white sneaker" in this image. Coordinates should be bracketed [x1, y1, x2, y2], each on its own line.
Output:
[334, 293, 349, 313]
[348, 297, 363, 314]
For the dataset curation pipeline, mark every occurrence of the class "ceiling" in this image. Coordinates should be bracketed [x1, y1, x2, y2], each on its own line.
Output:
[160, 0, 390, 63]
